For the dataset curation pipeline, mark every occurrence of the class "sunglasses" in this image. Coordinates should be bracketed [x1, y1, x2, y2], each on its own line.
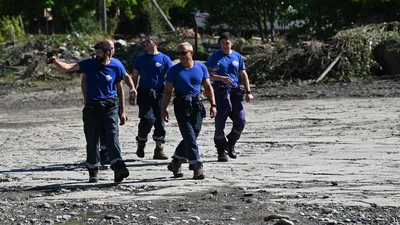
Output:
[178, 51, 190, 56]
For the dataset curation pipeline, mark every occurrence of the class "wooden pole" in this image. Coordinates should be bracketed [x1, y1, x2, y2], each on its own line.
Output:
[102, 0, 107, 34]
[18, 15, 25, 35]
[193, 15, 198, 54]
[150, 0, 176, 32]
[314, 53, 342, 83]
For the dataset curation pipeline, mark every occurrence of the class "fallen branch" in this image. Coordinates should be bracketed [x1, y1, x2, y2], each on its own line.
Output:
[314, 52, 342, 83]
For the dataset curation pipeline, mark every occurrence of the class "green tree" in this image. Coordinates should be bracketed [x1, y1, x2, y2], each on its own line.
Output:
[0, 16, 24, 41]
[192, 0, 284, 41]
[281, 0, 400, 39]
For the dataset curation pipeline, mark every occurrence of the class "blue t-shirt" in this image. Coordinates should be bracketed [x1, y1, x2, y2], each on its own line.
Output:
[79, 58, 124, 101]
[205, 49, 246, 87]
[113, 58, 128, 74]
[166, 61, 209, 97]
[133, 52, 172, 89]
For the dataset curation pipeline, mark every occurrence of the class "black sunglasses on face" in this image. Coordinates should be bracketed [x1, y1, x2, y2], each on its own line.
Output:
[178, 51, 190, 56]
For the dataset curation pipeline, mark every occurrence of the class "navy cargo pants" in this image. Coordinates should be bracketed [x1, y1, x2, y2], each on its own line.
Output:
[99, 106, 122, 159]
[136, 88, 166, 144]
[213, 85, 246, 149]
[83, 97, 123, 168]
[172, 95, 206, 165]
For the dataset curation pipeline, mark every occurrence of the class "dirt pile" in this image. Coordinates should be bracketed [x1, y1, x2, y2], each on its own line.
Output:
[0, 34, 95, 82]
[245, 22, 400, 84]
[2, 23, 400, 86]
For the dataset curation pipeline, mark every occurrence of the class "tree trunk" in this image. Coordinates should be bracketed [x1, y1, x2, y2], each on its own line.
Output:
[255, 20, 265, 41]
[250, 4, 264, 41]
[262, 9, 269, 41]
[268, 9, 276, 42]
[269, 14, 275, 42]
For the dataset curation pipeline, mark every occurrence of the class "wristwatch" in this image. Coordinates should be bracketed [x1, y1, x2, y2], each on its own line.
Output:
[246, 91, 251, 94]
[211, 104, 217, 108]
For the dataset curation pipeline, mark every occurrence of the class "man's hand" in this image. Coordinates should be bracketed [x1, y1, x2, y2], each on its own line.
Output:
[162, 110, 169, 122]
[220, 76, 233, 85]
[210, 107, 217, 118]
[129, 89, 137, 105]
[119, 112, 127, 125]
[246, 93, 254, 103]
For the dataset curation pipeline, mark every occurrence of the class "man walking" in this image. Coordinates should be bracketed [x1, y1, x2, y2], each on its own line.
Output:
[162, 42, 216, 179]
[50, 41, 130, 183]
[83, 39, 136, 166]
[132, 35, 172, 160]
[205, 32, 254, 162]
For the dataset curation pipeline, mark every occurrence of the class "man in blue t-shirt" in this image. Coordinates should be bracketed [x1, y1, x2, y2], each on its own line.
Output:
[162, 42, 216, 180]
[132, 35, 172, 160]
[59, 39, 136, 167]
[205, 32, 255, 162]
[50, 41, 130, 183]
[80, 39, 137, 166]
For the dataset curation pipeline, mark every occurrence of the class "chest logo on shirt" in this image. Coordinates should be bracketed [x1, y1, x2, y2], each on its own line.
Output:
[155, 62, 162, 67]
[105, 75, 112, 81]
[232, 61, 239, 67]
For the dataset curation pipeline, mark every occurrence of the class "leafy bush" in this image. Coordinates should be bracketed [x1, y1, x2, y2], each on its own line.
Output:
[72, 17, 102, 35]
[246, 22, 400, 85]
[332, 22, 400, 79]
[0, 16, 24, 42]
[107, 18, 119, 36]
[143, 3, 166, 35]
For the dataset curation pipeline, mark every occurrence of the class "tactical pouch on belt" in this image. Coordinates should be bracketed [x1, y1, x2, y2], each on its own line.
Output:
[194, 102, 206, 118]
[232, 87, 246, 101]
[174, 95, 206, 118]
[104, 98, 118, 108]
[137, 88, 163, 105]
[190, 94, 206, 118]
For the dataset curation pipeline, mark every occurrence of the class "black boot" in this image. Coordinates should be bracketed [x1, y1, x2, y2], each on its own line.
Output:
[136, 142, 146, 158]
[167, 158, 184, 178]
[87, 167, 99, 183]
[111, 161, 129, 183]
[217, 148, 229, 162]
[227, 141, 237, 159]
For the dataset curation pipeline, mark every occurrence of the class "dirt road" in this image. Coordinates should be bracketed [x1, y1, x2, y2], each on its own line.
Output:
[1, 79, 400, 224]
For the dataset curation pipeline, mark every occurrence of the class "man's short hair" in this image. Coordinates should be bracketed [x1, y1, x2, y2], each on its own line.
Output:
[148, 34, 159, 43]
[218, 32, 233, 43]
[178, 42, 193, 51]
[94, 41, 112, 54]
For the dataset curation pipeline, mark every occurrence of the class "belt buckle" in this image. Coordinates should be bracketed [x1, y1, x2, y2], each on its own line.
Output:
[184, 95, 192, 101]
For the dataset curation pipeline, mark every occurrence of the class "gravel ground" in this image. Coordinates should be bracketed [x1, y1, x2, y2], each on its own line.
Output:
[1, 76, 400, 225]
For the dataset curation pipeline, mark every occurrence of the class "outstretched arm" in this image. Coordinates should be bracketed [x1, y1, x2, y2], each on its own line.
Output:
[51, 58, 80, 73]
